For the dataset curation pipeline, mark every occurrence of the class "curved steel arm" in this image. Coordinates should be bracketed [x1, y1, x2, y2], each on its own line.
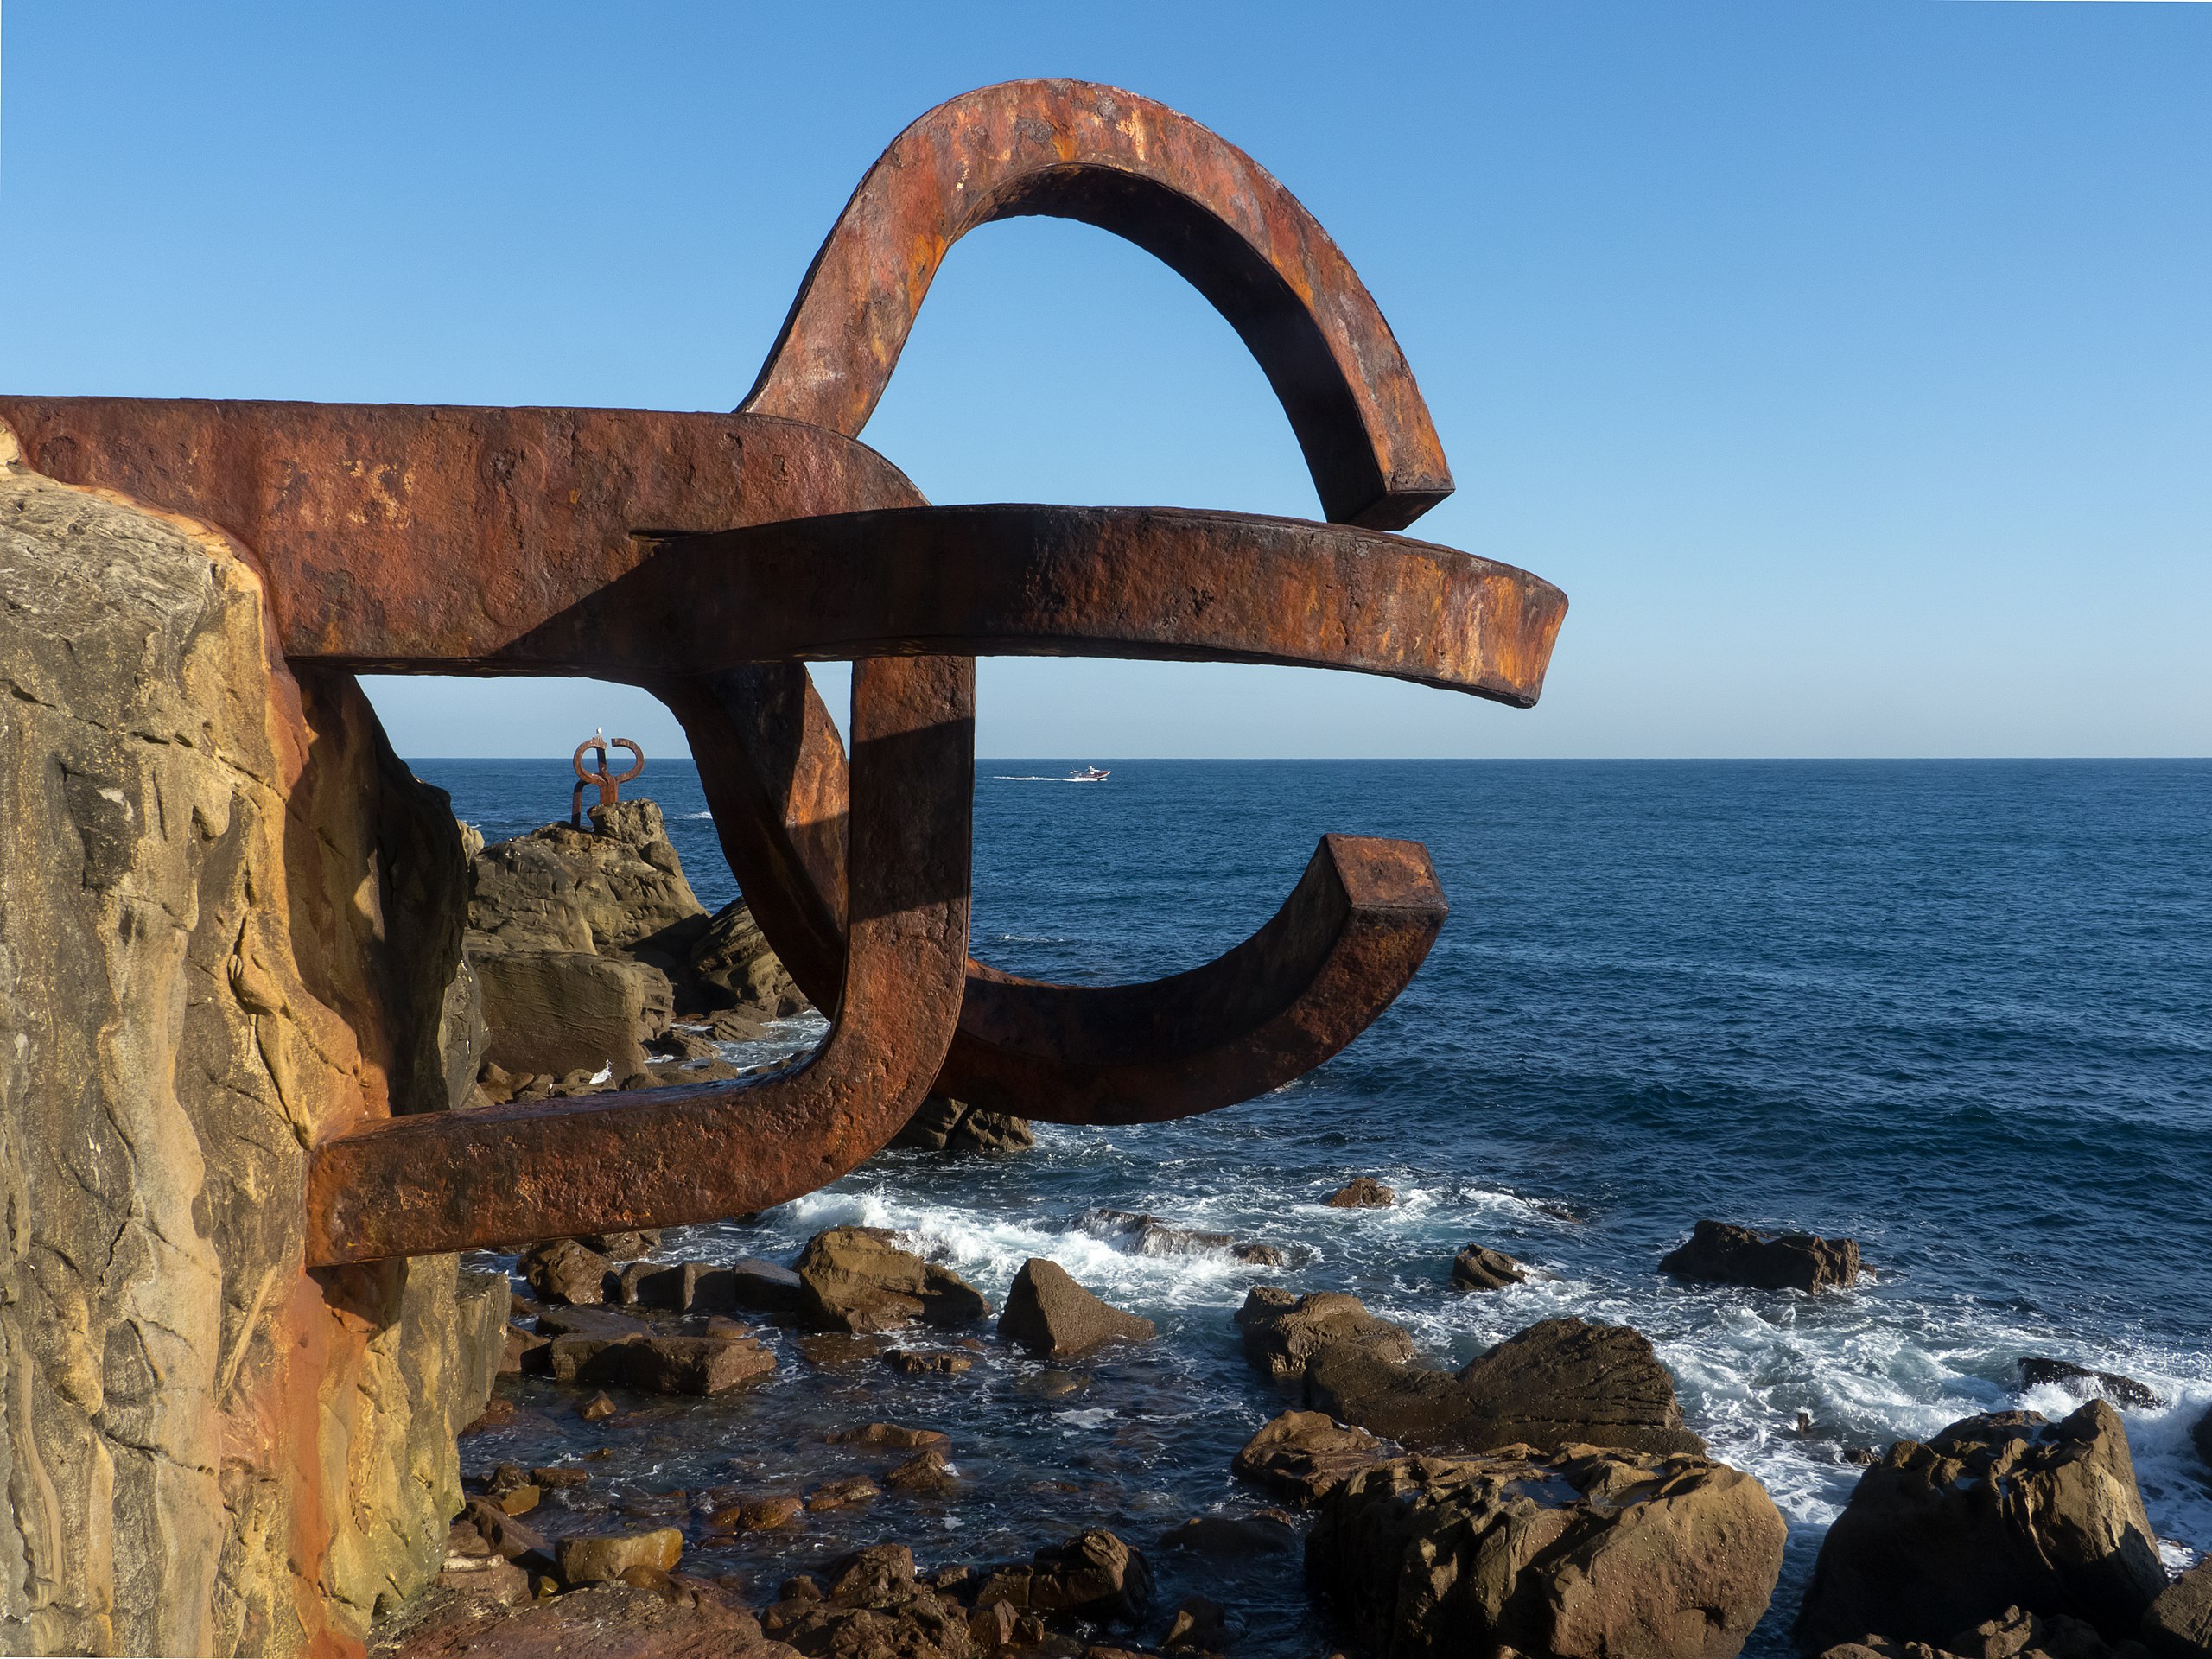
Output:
[742, 78, 1450, 531]
[302, 656, 973, 1264]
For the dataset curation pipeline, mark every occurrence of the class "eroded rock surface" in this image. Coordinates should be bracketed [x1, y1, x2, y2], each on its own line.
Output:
[2016, 1358, 2163, 1410]
[1231, 1411, 1388, 1506]
[1236, 1287, 1414, 1381]
[1795, 1402, 2166, 1653]
[0, 429, 501, 1653]
[1307, 1446, 1786, 1659]
[1452, 1244, 1527, 1290]
[893, 1094, 1036, 1154]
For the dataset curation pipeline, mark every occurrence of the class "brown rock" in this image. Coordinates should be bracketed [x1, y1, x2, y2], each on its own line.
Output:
[579, 1230, 663, 1261]
[1451, 1244, 1527, 1291]
[1082, 1208, 1290, 1267]
[1232, 1411, 1388, 1506]
[894, 1093, 1037, 1154]
[885, 1448, 960, 1496]
[807, 1475, 882, 1511]
[501, 1321, 550, 1374]
[974, 1529, 1154, 1624]
[539, 1304, 773, 1393]
[797, 1226, 990, 1332]
[460, 1495, 550, 1561]
[709, 1495, 805, 1533]
[0, 444, 505, 1654]
[2143, 1562, 2212, 1659]
[887, 1348, 976, 1376]
[1324, 1177, 1395, 1209]
[434, 1555, 531, 1604]
[1304, 1316, 1707, 1458]
[689, 896, 807, 1016]
[556, 1527, 683, 1587]
[372, 1580, 762, 1659]
[1660, 1219, 1859, 1292]
[494, 1485, 541, 1516]
[798, 1332, 887, 1368]
[520, 1236, 615, 1306]
[1000, 1259, 1157, 1357]
[830, 1421, 951, 1451]
[1235, 1287, 1414, 1381]
[615, 1255, 801, 1316]
[1310, 1445, 1786, 1659]
[531, 1466, 590, 1490]
[578, 1391, 618, 1421]
[760, 1542, 972, 1655]
[474, 946, 672, 1080]
[1795, 1402, 2166, 1652]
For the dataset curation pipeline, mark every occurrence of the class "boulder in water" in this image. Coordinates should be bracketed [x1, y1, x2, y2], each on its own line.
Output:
[1083, 1206, 1290, 1266]
[1231, 1411, 1388, 1506]
[999, 1258, 1156, 1357]
[519, 1236, 614, 1306]
[893, 1092, 1036, 1154]
[1307, 1444, 1787, 1659]
[1794, 1402, 2166, 1653]
[1236, 1286, 1414, 1381]
[1324, 1176, 1395, 1208]
[1305, 1316, 1707, 1458]
[554, 1526, 683, 1587]
[759, 1544, 972, 1653]
[2017, 1357, 2163, 1410]
[795, 1226, 990, 1332]
[1452, 1243, 1528, 1290]
[1661, 1218, 1860, 1292]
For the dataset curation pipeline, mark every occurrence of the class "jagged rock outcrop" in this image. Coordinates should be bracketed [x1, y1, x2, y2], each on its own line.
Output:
[1795, 1402, 2167, 1654]
[1662, 1219, 1860, 1292]
[1452, 1244, 1527, 1290]
[997, 1259, 1154, 1357]
[2015, 1357, 2162, 1410]
[0, 429, 505, 1654]
[1304, 1316, 1707, 1457]
[1232, 1410, 1388, 1505]
[1308, 1446, 1787, 1659]
[892, 1094, 1034, 1154]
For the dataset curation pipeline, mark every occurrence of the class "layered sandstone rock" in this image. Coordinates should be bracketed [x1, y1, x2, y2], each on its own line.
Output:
[997, 1260, 1154, 1357]
[1308, 1446, 1787, 1659]
[0, 429, 503, 1654]
[1235, 1287, 1414, 1381]
[1795, 1402, 2166, 1653]
[1661, 1219, 1860, 1292]
[794, 1228, 988, 1333]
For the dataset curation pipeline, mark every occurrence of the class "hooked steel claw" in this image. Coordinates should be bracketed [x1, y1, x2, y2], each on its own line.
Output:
[0, 79, 1568, 1259]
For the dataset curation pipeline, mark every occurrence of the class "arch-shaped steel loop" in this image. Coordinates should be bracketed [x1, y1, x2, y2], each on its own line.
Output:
[304, 656, 975, 1264]
[742, 78, 1450, 531]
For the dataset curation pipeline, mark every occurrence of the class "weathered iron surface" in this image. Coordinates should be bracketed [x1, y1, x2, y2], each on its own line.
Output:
[571, 734, 644, 827]
[6, 78, 1571, 1259]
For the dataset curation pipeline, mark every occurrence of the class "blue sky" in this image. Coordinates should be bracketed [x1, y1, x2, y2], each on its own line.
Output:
[5, 3, 2206, 757]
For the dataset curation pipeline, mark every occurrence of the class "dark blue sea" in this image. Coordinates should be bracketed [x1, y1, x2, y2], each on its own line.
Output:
[415, 756, 2212, 1653]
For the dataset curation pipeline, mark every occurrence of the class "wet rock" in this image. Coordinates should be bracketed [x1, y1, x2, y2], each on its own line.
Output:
[975, 1529, 1154, 1624]
[894, 1092, 1038, 1154]
[556, 1527, 684, 1587]
[798, 1332, 887, 1368]
[464, 1396, 518, 1434]
[1084, 1207, 1289, 1267]
[886, 1448, 960, 1496]
[371, 1580, 763, 1659]
[1309, 1444, 1786, 1659]
[539, 1304, 774, 1393]
[1232, 1410, 1389, 1505]
[760, 1542, 971, 1656]
[796, 1226, 990, 1332]
[531, 1465, 590, 1490]
[2017, 1357, 2164, 1410]
[1323, 1177, 1395, 1209]
[460, 1495, 550, 1562]
[1235, 1287, 1415, 1381]
[1001, 1259, 1158, 1357]
[707, 1495, 805, 1534]
[1158, 1514, 1299, 1556]
[434, 1553, 531, 1605]
[1660, 1218, 1860, 1292]
[501, 1321, 550, 1374]
[1164, 1596, 1230, 1652]
[1795, 1402, 2166, 1653]
[1451, 1244, 1527, 1291]
[2143, 1562, 2212, 1659]
[619, 1255, 806, 1316]
[578, 1391, 618, 1421]
[887, 1348, 975, 1376]
[830, 1421, 950, 1450]
[521, 1236, 616, 1305]
[807, 1475, 881, 1512]
[1305, 1315, 1707, 1458]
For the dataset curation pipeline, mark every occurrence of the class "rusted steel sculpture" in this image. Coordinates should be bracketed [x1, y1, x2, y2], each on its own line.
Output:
[0, 79, 1567, 1265]
[570, 732, 645, 828]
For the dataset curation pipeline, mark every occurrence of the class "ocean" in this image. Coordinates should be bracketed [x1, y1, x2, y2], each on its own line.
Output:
[415, 755, 2212, 1653]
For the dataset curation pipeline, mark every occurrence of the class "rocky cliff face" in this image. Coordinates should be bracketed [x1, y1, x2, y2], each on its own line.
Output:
[0, 429, 503, 1656]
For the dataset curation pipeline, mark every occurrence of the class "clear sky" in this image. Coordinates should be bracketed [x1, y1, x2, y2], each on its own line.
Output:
[5, 3, 2206, 758]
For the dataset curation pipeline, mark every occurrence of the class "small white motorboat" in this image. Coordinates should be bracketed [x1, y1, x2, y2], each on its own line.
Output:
[1065, 764, 1110, 782]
